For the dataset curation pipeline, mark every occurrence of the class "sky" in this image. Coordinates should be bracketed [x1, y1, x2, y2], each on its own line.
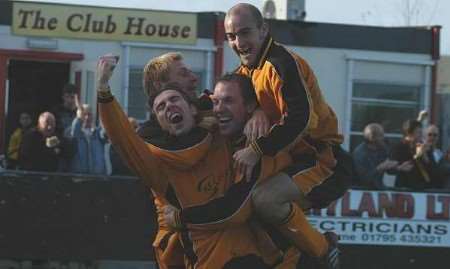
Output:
[22, 0, 450, 55]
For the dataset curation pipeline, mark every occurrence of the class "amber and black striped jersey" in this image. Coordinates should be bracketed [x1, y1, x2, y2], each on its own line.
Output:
[236, 35, 343, 157]
[98, 94, 293, 269]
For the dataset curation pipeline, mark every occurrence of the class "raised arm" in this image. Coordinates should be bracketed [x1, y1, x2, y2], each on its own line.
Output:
[96, 55, 168, 195]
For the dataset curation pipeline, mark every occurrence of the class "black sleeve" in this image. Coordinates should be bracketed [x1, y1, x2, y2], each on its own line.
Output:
[254, 51, 311, 156]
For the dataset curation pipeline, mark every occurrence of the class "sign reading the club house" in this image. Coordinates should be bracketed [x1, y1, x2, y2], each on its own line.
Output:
[12, 2, 197, 45]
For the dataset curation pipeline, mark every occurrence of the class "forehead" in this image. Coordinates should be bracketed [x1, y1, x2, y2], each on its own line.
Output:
[213, 81, 242, 99]
[154, 90, 185, 105]
[40, 114, 55, 122]
[225, 10, 258, 31]
[427, 126, 438, 133]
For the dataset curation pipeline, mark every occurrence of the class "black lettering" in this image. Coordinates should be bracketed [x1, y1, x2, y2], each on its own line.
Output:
[124, 17, 145, 35]
[67, 14, 83, 32]
[83, 13, 91, 32]
[105, 15, 116, 34]
[18, 9, 33, 28]
[352, 222, 366, 232]
[434, 224, 447, 235]
[376, 223, 391, 233]
[399, 223, 414, 233]
[417, 224, 432, 234]
[47, 17, 57, 30]
[181, 26, 191, 38]
[32, 10, 46, 30]
[145, 24, 156, 36]
[158, 25, 170, 37]
[170, 25, 180, 37]
[339, 221, 350, 231]
[319, 220, 334, 231]
[92, 20, 104, 33]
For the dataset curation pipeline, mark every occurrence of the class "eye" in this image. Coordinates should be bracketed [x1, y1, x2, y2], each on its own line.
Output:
[226, 33, 236, 41]
[155, 102, 165, 112]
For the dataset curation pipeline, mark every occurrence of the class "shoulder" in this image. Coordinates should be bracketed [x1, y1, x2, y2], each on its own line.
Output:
[353, 143, 367, 155]
[136, 119, 163, 142]
[11, 128, 22, 137]
[265, 43, 309, 81]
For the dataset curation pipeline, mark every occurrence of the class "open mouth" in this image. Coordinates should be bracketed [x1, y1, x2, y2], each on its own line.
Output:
[218, 116, 232, 125]
[238, 48, 251, 56]
[169, 112, 183, 124]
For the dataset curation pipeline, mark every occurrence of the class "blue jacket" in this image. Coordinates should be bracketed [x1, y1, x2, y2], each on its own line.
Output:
[69, 118, 107, 175]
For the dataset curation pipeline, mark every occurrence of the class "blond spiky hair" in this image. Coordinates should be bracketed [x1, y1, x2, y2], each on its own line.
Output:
[142, 52, 183, 97]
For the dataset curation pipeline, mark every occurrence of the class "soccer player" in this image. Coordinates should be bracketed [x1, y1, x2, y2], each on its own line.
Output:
[223, 3, 352, 268]
[97, 56, 294, 268]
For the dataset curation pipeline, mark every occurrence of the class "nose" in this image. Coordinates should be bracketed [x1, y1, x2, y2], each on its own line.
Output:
[234, 35, 246, 49]
[191, 72, 198, 84]
[213, 100, 225, 114]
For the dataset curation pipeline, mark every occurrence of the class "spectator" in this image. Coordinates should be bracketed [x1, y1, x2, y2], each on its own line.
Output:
[69, 101, 107, 175]
[6, 112, 33, 169]
[425, 125, 450, 188]
[390, 119, 440, 190]
[424, 125, 443, 162]
[352, 123, 398, 189]
[19, 112, 71, 172]
[52, 83, 77, 137]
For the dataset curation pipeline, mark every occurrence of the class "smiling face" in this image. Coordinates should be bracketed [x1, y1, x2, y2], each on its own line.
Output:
[212, 81, 252, 137]
[38, 112, 56, 137]
[425, 125, 439, 146]
[225, 5, 268, 67]
[152, 89, 197, 136]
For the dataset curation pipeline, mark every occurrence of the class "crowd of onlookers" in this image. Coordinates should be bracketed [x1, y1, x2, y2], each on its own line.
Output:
[3, 83, 134, 177]
[352, 111, 450, 191]
[2, 83, 450, 191]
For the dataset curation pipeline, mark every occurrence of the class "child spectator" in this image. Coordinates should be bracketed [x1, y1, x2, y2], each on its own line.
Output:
[7, 112, 32, 169]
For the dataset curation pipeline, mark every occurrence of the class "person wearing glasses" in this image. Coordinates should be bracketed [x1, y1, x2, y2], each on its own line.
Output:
[391, 120, 443, 190]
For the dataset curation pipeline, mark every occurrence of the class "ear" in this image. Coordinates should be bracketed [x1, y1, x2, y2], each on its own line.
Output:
[190, 104, 198, 117]
[246, 102, 257, 114]
[152, 81, 162, 92]
[260, 22, 269, 37]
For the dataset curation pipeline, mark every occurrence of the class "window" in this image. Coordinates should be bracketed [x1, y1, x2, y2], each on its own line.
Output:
[350, 81, 423, 151]
[127, 68, 147, 119]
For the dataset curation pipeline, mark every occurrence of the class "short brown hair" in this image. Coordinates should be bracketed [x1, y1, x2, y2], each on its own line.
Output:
[143, 52, 183, 97]
[62, 83, 77, 94]
[148, 82, 195, 110]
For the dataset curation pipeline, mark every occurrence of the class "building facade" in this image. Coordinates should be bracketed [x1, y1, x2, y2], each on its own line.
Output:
[0, 1, 441, 154]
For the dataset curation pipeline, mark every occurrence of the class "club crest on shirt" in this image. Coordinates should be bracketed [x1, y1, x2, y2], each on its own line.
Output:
[197, 175, 220, 199]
